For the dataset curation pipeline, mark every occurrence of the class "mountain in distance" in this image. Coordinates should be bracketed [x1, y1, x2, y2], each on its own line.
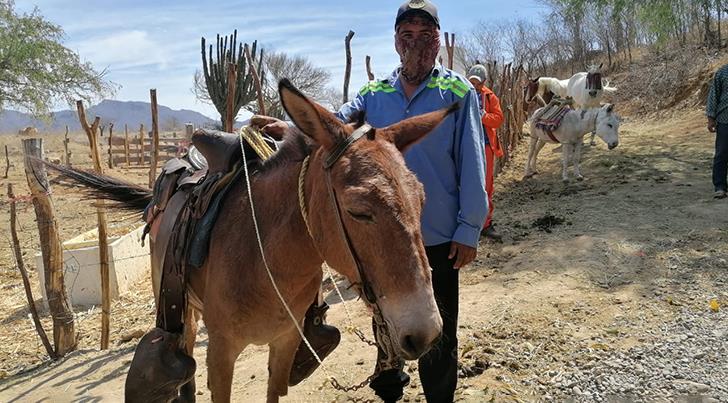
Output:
[0, 100, 218, 133]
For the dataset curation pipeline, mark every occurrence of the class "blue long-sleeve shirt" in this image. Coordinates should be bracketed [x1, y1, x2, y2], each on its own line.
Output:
[706, 64, 728, 123]
[336, 65, 488, 248]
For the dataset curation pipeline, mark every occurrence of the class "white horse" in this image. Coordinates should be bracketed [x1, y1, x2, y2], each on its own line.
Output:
[533, 65, 617, 145]
[525, 103, 620, 182]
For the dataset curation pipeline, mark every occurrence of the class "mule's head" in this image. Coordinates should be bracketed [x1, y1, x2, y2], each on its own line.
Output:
[586, 63, 603, 98]
[595, 103, 620, 150]
[279, 79, 445, 360]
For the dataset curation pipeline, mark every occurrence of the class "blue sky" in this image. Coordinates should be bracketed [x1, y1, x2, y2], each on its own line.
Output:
[17, 0, 546, 119]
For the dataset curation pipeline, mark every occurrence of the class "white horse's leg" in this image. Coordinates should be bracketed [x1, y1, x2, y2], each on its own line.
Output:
[562, 144, 572, 182]
[533, 140, 547, 174]
[524, 136, 538, 178]
[574, 141, 584, 180]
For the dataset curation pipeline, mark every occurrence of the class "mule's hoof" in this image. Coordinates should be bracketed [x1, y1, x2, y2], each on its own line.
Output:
[523, 172, 536, 179]
[576, 175, 585, 181]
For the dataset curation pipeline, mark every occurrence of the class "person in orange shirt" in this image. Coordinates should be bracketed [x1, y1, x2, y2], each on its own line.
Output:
[467, 64, 504, 241]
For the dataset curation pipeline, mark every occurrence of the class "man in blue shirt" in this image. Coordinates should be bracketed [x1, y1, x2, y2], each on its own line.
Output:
[706, 63, 728, 198]
[256, 2, 487, 401]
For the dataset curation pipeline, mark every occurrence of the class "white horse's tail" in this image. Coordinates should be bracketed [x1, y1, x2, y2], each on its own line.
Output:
[602, 79, 618, 93]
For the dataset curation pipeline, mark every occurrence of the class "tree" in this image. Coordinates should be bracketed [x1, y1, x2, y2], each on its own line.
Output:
[0, 1, 114, 116]
[261, 50, 331, 119]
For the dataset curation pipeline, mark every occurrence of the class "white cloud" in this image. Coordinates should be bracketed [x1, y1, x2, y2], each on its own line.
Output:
[71, 30, 173, 71]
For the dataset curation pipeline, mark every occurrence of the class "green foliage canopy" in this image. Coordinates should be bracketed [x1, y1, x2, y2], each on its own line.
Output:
[0, 1, 114, 116]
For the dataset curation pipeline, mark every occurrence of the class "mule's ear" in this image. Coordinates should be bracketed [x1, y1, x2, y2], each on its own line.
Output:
[279, 79, 338, 149]
[379, 103, 458, 152]
[606, 103, 615, 113]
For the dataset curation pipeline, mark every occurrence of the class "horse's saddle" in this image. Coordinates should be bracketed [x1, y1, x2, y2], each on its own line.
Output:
[534, 96, 574, 134]
[145, 128, 278, 331]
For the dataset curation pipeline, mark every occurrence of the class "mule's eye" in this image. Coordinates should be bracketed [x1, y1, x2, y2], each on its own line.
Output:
[347, 210, 374, 223]
[607, 124, 613, 128]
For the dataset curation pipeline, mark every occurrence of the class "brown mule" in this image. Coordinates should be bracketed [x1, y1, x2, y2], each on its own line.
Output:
[50, 79, 454, 402]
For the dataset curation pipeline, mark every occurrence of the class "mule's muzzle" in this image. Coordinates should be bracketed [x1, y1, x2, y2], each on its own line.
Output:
[608, 142, 619, 150]
[589, 90, 598, 97]
[398, 328, 441, 360]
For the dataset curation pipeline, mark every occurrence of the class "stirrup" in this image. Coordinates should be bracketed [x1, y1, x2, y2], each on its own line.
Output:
[288, 301, 341, 386]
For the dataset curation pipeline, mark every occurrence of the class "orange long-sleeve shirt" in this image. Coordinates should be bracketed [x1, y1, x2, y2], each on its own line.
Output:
[477, 86, 504, 157]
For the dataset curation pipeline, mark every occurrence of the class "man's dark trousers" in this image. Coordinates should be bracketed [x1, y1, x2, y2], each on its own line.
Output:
[714, 123, 728, 192]
[369, 242, 459, 403]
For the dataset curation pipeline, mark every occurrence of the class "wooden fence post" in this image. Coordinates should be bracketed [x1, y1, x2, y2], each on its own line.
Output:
[138, 124, 145, 165]
[244, 44, 265, 117]
[343, 30, 355, 103]
[8, 183, 56, 359]
[108, 123, 114, 169]
[124, 124, 130, 167]
[4, 145, 10, 178]
[63, 125, 71, 166]
[22, 138, 77, 356]
[76, 100, 111, 350]
[365, 55, 375, 81]
[445, 32, 455, 70]
[149, 89, 160, 187]
[224, 64, 237, 132]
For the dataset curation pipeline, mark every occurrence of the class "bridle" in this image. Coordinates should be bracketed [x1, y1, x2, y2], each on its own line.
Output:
[299, 123, 378, 305]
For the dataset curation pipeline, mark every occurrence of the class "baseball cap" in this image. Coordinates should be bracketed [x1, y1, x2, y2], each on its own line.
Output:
[467, 64, 487, 83]
[395, 0, 440, 29]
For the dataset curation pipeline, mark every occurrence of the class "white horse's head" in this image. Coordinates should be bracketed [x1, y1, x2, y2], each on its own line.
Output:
[586, 63, 604, 98]
[595, 103, 620, 150]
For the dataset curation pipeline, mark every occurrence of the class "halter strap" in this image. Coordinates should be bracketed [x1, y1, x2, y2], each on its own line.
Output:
[323, 124, 372, 169]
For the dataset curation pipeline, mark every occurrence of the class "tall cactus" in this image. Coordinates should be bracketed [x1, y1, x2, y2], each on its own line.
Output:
[201, 30, 264, 127]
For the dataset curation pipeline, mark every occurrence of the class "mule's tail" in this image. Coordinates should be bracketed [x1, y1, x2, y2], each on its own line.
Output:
[44, 161, 152, 213]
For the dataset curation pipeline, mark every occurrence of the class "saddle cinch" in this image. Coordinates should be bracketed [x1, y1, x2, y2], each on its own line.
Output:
[125, 128, 278, 402]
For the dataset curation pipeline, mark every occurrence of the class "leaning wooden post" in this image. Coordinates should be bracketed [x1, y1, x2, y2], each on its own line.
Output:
[76, 100, 111, 350]
[244, 44, 265, 117]
[4, 145, 10, 178]
[224, 64, 237, 132]
[343, 30, 355, 103]
[8, 183, 57, 359]
[149, 89, 160, 187]
[63, 126, 71, 166]
[22, 138, 77, 356]
[124, 124, 130, 167]
[365, 55, 375, 81]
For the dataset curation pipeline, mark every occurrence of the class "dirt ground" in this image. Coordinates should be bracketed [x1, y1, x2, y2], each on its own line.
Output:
[0, 108, 726, 402]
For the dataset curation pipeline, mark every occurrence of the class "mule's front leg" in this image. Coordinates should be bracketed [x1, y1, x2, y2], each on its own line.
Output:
[573, 141, 584, 180]
[266, 327, 303, 403]
[206, 333, 245, 403]
[589, 131, 597, 146]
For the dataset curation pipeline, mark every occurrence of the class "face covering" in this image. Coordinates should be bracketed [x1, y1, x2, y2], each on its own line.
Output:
[395, 28, 440, 85]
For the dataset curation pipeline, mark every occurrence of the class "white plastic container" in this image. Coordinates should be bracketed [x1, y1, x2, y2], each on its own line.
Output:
[35, 224, 150, 307]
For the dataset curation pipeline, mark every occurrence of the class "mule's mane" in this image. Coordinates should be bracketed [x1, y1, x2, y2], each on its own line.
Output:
[257, 116, 368, 176]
